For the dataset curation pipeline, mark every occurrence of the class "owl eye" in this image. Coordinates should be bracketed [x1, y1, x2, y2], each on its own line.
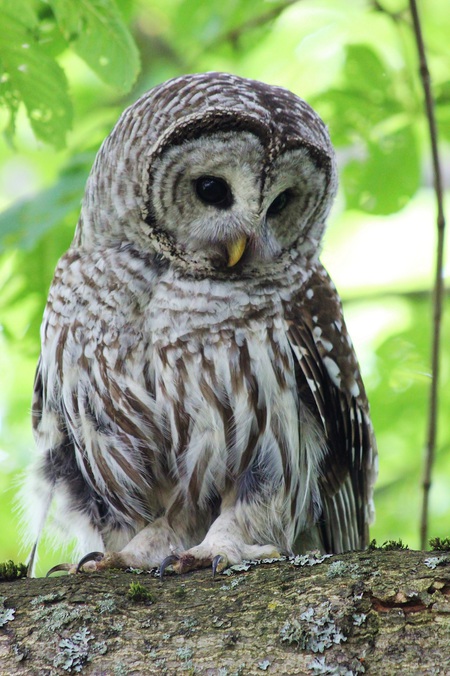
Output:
[268, 190, 291, 216]
[195, 176, 232, 208]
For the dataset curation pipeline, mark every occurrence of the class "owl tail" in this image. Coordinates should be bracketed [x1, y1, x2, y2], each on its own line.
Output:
[17, 464, 54, 578]
[26, 491, 53, 578]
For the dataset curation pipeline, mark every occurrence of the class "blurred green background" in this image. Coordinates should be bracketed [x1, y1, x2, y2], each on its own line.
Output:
[0, 0, 449, 576]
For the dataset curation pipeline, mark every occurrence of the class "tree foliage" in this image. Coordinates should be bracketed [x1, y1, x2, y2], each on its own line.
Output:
[0, 0, 139, 146]
[0, 0, 448, 573]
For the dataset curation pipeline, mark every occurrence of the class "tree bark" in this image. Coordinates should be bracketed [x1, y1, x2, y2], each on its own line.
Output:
[0, 549, 449, 675]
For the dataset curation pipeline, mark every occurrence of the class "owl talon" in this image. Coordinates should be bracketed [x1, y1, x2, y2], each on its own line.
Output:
[212, 554, 225, 577]
[159, 554, 179, 578]
[76, 551, 104, 573]
[46, 563, 74, 577]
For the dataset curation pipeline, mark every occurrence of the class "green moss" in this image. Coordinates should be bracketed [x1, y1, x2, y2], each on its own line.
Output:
[381, 539, 409, 551]
[429, 536, 450, 551]
[127, 581, 154, 603]
[174, 584, 187, 598]
[0, 560, 28, 581]
[367, 539, 408, 551]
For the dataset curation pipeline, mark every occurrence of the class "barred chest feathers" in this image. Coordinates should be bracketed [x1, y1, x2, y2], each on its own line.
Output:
[146, 267, 325, 551]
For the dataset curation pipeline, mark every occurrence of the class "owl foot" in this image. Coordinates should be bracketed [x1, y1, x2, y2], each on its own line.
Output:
[159, 543, 281, 577]
[46, 551, 145, 576]
[46, 516, 185, 576]
[46, 552, 106, 576]
[77, 550, 160, 572]
[159, 552, 228, 578]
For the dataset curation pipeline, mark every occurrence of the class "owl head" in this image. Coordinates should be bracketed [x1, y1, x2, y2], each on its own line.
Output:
[78, 72, 337, 273]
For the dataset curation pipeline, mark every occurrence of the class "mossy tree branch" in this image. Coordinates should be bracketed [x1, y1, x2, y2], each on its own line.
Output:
[1, 549, 449, 674]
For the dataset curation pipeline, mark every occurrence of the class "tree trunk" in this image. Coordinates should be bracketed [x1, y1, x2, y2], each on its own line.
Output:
[0, 549, 449, 675]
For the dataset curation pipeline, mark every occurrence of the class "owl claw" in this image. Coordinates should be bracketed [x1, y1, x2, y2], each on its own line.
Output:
[46, 552, 104, 577]
[159, 554, 179, 578]
[212, 554, 224, 577]
[76, 551, 105, 572]
[46, 563, 74, 577]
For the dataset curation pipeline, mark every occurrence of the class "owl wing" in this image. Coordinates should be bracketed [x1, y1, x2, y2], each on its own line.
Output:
[286, 263, 377, 553]
[27, 249, 167, 572]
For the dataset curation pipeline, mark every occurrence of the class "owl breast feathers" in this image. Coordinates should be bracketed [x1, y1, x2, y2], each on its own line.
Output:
[25, 72, 377, 576]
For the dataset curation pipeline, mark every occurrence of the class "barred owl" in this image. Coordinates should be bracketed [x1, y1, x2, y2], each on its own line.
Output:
[26, 72, 377, 576]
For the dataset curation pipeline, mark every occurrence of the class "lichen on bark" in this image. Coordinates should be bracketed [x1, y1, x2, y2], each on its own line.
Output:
[0, 550, 448, 675]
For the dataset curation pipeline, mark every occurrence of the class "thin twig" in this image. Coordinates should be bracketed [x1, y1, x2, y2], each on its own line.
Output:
[219, 0, 298, 47]
[408, 0, 446, 549]
[372, 0, 407, 22]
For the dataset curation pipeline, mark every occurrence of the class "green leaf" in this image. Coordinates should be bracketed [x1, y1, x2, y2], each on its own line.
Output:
[342, 125, 421, 215]
[315, 45, 403, 145]
[0, 10, 72, 147]
[343, 44, 393, 96]
[313, 45, 421, 214]
[48, 0, 140, 91]
[0, 0, 38, 29]
[0, 152, 93, 251]
[170, 0, 283, 57]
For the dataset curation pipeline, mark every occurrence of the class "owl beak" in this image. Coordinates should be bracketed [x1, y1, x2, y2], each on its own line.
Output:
[227, 236, 247, 267]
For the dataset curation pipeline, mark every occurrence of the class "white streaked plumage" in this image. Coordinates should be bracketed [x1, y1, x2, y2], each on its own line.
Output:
[23, 72, 377, 576]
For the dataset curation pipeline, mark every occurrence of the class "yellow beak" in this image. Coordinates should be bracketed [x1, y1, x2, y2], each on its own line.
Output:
[227, 236, 247, 267]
